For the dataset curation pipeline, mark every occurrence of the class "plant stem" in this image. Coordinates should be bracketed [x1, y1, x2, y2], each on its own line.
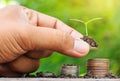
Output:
[85, 23, 88, 36]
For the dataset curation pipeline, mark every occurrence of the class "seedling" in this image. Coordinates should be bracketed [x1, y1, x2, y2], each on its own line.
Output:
[70, 18, 102, 49]
[70, 18, 102, 36]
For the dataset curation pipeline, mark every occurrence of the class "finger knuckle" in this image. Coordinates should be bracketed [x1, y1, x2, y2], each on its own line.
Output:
[60, 32, 73, 49]
[61, 33, 69, 44]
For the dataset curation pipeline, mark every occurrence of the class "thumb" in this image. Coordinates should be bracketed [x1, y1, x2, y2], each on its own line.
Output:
[25, 26, 90, 58]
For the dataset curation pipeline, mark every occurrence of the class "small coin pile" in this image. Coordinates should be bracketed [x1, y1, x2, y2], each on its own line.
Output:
[60, 64, 79, 78]
[86, 58, 109, 78]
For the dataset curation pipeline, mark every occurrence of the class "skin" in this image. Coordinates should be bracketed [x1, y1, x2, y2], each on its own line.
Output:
[0, 5, 89, 77]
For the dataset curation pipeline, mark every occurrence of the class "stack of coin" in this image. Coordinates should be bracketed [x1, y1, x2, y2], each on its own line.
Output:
[61, 64, 79, 77]
[87, 58, 109, 78]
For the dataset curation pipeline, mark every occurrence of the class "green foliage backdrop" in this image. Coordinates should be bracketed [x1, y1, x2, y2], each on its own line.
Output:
[2, 0, 120, 76]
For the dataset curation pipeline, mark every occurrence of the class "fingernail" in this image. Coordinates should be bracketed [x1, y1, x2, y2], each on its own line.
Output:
[73, 39, 90, 54]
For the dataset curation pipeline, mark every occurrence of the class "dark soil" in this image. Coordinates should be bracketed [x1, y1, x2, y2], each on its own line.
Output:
[81, 36, 98, 49]
[58, 74, 77, 78]
[36, 72, 57, 78]
[24, 71, 118, 78]
[24, 73, 36, 78]
[106, 73, 118, 78]
[63, 64, 77, 66]
[2, 71, 113, 79]
[24, 72, 57, 78]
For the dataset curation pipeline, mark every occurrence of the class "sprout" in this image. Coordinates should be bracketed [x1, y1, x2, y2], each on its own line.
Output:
[70, 18, 102, 36]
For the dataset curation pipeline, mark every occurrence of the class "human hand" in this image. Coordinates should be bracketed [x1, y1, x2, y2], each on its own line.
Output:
[0, 5, 89, 77]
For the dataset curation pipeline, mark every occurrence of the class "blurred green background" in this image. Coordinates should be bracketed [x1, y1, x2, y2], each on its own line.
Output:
[0, 0, 120, 76]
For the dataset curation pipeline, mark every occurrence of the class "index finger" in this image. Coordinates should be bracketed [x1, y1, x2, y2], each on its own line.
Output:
[23, 6, 83, 39]
[38, 13, 83, 39]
